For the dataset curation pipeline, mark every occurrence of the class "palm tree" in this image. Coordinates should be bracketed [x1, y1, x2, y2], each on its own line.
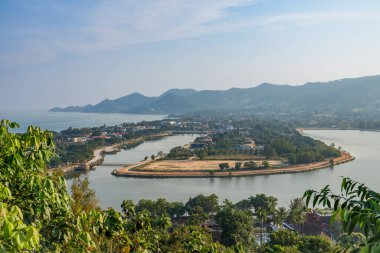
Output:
[273, 207, 288, 227]
[257, 207, 268, 246]
[288, 198, 307, 233]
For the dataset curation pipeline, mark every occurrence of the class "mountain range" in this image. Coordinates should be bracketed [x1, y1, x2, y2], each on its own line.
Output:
[50, 75, 380, 115]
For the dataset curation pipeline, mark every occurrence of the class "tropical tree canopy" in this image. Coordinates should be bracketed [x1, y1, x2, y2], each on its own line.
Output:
[304, 177, 380, 252]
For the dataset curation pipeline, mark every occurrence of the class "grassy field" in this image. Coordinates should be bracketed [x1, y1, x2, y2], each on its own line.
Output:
[133, 159, 284, 172]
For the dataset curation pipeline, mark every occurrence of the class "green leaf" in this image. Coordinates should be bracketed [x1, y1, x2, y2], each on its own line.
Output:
[4, 222, 14, 239]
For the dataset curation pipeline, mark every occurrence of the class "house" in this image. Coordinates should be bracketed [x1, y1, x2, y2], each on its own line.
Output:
[253, 145, 265, 151]
[235, 143, 254, 150]
[204, 217, 223, 242]
[225, 124, 234, 132]
[197, 136, 213, 144]
[132, 126, 145, 133]
[235, 139, 256, 151]
[69, 137, 87, 143]
[302, 211, 332, 237]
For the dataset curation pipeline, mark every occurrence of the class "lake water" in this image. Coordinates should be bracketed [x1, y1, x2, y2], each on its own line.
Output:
[0, 110, 165, 132]
[67, 130, 380, 210]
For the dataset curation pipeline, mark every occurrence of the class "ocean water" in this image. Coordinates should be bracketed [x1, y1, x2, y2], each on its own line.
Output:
[2, 111, 378, 210]
[68, 130, 380, 210]
[0, 110, 165, 132]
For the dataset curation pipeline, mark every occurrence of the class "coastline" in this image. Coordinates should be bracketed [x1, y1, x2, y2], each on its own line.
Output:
[49, 132, 169, 173]
[112, 151, 355, 178]
[298, 127, 380, 133]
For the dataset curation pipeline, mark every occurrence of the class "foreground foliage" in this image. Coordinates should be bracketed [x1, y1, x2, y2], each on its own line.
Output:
[0, 120, 228, 252]
[2, 119, 371, 252]
[304, 177, 380, 252]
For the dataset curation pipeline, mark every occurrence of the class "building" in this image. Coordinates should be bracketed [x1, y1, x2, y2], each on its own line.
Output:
[197, 136, 213, 144]
[69, 137, 87, 143]
[302, 211, 332, 237]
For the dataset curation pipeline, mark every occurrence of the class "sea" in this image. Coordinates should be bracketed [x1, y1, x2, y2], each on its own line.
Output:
[2, 110, 379, 210]
[0, 109, 165, 133]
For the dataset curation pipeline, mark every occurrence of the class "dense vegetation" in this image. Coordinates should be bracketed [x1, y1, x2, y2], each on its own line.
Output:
[1, 120, 377, 252]
[304, 177, 380, 252]
[0, 120, 228, 252]
[171, 119, 342, 165]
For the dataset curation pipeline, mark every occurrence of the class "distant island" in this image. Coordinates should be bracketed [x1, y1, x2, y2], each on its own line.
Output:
[51, 75, 380, 115]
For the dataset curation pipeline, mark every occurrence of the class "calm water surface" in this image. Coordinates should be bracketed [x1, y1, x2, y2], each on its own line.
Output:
[67, 130, 380, 210]
[0, 110, 165, 132]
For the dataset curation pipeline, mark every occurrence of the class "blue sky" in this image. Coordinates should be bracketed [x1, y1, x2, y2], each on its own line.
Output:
[1, 0, 380, 109]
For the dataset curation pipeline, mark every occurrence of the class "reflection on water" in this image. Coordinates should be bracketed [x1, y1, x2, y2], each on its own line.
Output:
[67, 130, 380, 211]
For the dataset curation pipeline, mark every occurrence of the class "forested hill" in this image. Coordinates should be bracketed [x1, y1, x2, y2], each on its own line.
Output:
[50, 75, 380, 115]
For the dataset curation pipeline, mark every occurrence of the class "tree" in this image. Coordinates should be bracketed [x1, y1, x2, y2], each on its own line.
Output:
[262, 160, 270, 168]
[288, 154, 297, 164]
[244, 160, 257, 169]
[71, 175, 99, 216]
[151, 154, 155, 160]
[215, 201, 255, 251]
[1, 120, 240, 252]
[185, 194, 219, 215]
[263, 145, 277, 158]
[187, 206, 208, 226]
[268, 230, 331, 253]
[0, 120, 72, 251]
[234, 199, 252, 211]
[249, 194, 278, 215]
[219, 163, 230, 170]
[161, 225, 227, 252]
[0, 120, 132, 252]
[268, 229, 299, 248]
[168, 201, 186, 218]
[257, 207, 268, 246]
[297, 235, 331, 253]
[194, 148, 207, 160]
[121, 199, 135, 218]
[271, 139, 296, 155]
[304, 177, 380, 252]
[336, 233, 366, 249]
[288, 198, 307, 233]
[235, 162, 242, 169]
[273, 207, 288, 227]
[167, 146, 194, 159]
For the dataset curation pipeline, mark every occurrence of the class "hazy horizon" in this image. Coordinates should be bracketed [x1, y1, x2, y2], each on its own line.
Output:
[1, 0, 380, 110]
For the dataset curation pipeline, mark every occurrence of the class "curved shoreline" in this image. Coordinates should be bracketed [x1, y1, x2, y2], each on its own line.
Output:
[49, 133, 169, 173]
[112, 151, 355, 178]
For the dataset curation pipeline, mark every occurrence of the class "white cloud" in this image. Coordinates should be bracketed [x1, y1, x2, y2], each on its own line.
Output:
[77, 0, 255, 50]
[2, 0, 380, 66]
[1, 0, 256, 65]
[258, 11, 380, 29]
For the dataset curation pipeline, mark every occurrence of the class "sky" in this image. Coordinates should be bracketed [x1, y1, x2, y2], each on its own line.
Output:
[1, 0, 380, 110]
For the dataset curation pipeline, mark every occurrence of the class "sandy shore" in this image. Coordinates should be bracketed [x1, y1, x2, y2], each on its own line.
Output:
[112, 151, 354, 178]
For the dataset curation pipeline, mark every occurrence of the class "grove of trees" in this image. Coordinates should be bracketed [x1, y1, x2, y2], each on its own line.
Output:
[1, 120, 376, 252]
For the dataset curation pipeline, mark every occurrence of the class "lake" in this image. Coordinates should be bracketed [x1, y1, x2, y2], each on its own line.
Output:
[0, 110, 165, 132]
[67, 129, 380, 210]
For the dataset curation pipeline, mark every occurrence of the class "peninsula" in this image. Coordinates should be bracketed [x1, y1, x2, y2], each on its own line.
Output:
[112, 151, 354, 178]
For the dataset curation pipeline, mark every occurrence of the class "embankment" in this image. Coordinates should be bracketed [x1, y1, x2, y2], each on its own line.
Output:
[112, 151, 354, 178]
[49, 133, 169, 173]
